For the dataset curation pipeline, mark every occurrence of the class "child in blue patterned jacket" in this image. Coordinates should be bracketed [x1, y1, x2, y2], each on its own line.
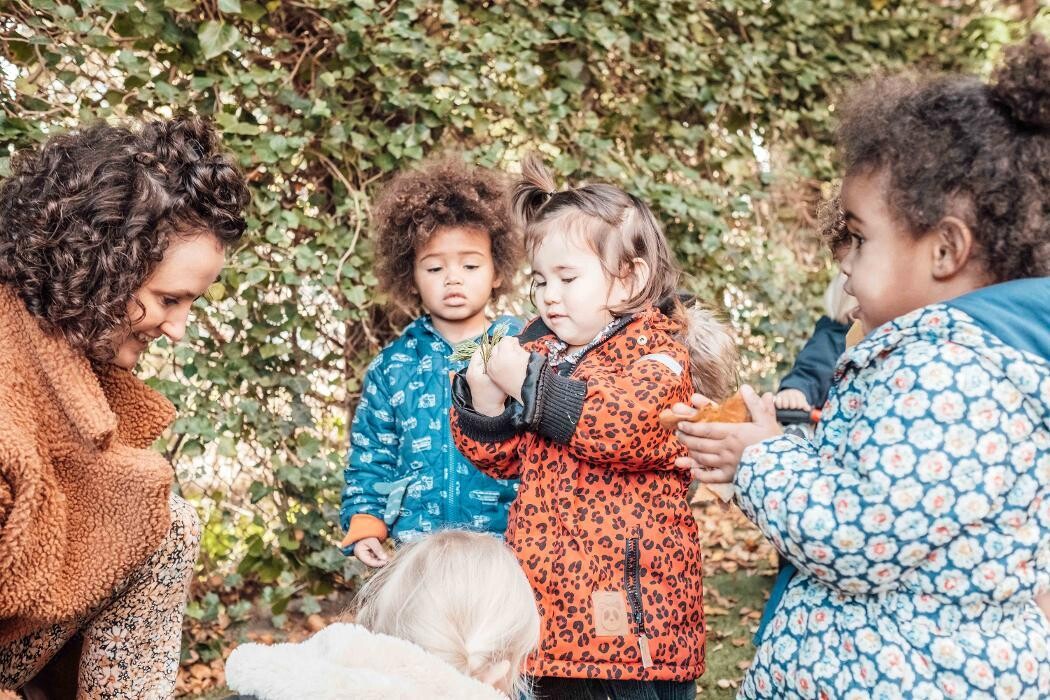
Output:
[673, 35, 1050, 698]
[340, 157, 523, 567]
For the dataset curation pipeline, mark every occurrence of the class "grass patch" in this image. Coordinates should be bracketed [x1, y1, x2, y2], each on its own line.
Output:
[695, 572, 773, 698]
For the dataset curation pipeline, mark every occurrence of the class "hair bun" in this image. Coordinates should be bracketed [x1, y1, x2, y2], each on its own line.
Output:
[990, 33, 1050, 130]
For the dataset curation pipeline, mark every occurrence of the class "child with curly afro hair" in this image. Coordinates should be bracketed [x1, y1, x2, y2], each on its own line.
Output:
[676, 33, 1050, 698]
[340, 156, 524, 568]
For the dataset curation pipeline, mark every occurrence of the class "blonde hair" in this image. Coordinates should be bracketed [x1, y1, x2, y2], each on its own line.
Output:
[351, 530, 540, 698]
[512, 153, 681, 319]
[823, 272, 856, 324]
[678, 303, 739, 401]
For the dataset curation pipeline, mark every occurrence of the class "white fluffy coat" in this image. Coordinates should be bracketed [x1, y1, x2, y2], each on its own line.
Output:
[224, 623, 507, 700]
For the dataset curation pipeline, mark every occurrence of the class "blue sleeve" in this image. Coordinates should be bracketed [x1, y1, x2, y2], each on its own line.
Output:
[778, 315, 850, 407]
[340, 358, 403, 531]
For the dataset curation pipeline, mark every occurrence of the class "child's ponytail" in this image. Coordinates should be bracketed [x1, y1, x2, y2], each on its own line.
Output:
[512, 153, 559, 228]
[989, 33, 1050, 132]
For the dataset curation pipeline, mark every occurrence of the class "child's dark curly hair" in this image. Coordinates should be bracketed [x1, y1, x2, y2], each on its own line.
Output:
[818, 192, 849, 259]
[372, 157, 521, 310]
[836, 33, 1050, 281]
[0, 116, 249, 363]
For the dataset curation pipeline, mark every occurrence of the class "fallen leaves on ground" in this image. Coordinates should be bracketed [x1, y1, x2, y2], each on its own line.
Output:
[692, 488, 777, 578]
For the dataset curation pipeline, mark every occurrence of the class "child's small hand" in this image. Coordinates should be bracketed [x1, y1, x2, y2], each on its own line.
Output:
[354, 537, 389, 568]
[774, 388, 810, 410]
[673, 385, 781, 483]
[485, 337, 531, 402]
[465, 351, 510, 416]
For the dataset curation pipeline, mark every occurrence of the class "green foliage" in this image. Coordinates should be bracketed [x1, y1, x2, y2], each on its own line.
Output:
[1, 0, 1041, 655]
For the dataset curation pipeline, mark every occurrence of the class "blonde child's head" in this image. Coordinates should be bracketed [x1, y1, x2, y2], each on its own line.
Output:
[351, 530, 539, 698]
[678, 302, 739, 402]
[823, 272, 857, 325]
[512, 154, 681, 348]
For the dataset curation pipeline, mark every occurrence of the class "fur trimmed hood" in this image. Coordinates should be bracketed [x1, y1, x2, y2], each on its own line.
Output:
[224, 623, 508, 700]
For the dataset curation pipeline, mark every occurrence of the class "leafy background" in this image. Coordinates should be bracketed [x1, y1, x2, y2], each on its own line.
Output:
[2, 0, 1046, 694]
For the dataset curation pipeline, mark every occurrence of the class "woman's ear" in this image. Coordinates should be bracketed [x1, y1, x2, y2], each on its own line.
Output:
[930, 215, 977, 280]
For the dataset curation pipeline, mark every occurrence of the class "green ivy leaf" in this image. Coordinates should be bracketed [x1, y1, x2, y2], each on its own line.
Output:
[163, 0, 195, 11]
[198, 20, 240, 59]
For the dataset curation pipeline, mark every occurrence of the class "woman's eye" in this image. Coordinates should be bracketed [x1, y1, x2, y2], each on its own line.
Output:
[533, 280, 546, 288]
[849, 232, 864, 248]
[163, 297, 179, 307]
[561, 277, 576, 285]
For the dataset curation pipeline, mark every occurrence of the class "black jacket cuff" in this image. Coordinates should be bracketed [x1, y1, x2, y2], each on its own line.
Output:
[519, 352, 587, 444]
[451, 370, 521, 442]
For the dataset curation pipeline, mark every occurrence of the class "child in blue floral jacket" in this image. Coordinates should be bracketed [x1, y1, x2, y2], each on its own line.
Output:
[340, 158, 522, 567]
[673, 35, 1050, 698]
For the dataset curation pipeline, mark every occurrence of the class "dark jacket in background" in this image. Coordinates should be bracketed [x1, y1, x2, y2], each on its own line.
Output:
[777, 315, 850, 408]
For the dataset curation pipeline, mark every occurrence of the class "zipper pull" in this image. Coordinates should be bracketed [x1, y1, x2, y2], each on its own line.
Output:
[638, 634, 653, 668]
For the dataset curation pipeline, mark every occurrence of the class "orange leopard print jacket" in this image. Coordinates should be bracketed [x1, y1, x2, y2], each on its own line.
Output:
[451, 307, 705, 681]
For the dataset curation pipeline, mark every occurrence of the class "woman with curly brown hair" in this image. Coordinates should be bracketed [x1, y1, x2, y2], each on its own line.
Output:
[0, 116, 249, 698]
[338, 156, 523, 569]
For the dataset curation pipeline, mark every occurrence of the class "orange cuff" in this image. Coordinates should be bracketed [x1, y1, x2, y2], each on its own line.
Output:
[340, 513, 389, 549]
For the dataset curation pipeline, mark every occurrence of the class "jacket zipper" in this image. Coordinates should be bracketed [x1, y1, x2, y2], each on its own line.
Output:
[442, 342, 457, 526]
[624, 536, 653, 668]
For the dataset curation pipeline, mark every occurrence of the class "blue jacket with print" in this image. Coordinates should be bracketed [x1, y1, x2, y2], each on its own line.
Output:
[737, 278, 1050, 699]
[340, 315, 521, 549]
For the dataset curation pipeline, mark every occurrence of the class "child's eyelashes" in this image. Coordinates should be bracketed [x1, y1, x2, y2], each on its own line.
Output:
[424, 265, 482, 273]
[561, 277, 577, 285]
[162, 297, 180, 307]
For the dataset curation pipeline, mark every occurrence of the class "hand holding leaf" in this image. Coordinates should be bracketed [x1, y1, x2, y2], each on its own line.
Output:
[448, 323, 510, 370]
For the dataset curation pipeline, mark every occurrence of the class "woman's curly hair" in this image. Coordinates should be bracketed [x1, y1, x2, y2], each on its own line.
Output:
[371, 156, 521, 310]
[0, 116, 249, 363]
[835, 33, 1050, 281]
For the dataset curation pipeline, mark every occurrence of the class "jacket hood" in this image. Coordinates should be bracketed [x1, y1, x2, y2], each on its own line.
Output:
[947, 276, 1050, 364]
[224, 623, 508, 700]
[843, 278, 1050, 371]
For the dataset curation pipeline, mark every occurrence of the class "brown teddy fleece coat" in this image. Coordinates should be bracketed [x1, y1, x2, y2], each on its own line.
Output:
[0, 286, 177, 645]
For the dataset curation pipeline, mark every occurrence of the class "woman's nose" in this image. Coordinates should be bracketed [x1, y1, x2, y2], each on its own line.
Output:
[160, 313, 188, 342]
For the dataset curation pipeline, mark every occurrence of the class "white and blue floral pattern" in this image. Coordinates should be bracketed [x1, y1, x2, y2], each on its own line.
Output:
[737, 295, 1050, 699]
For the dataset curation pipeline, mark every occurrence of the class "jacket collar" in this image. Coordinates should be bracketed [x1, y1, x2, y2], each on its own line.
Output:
[840, 280, 1050, 375]
[520, 306, 679, 348]
[1, 286, 174, 449]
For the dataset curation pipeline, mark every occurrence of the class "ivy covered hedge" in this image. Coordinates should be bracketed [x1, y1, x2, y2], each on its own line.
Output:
[2, 0, 1044, 662]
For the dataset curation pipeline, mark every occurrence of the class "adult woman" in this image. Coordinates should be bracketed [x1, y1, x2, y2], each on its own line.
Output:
[0, 116, 249, 697]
